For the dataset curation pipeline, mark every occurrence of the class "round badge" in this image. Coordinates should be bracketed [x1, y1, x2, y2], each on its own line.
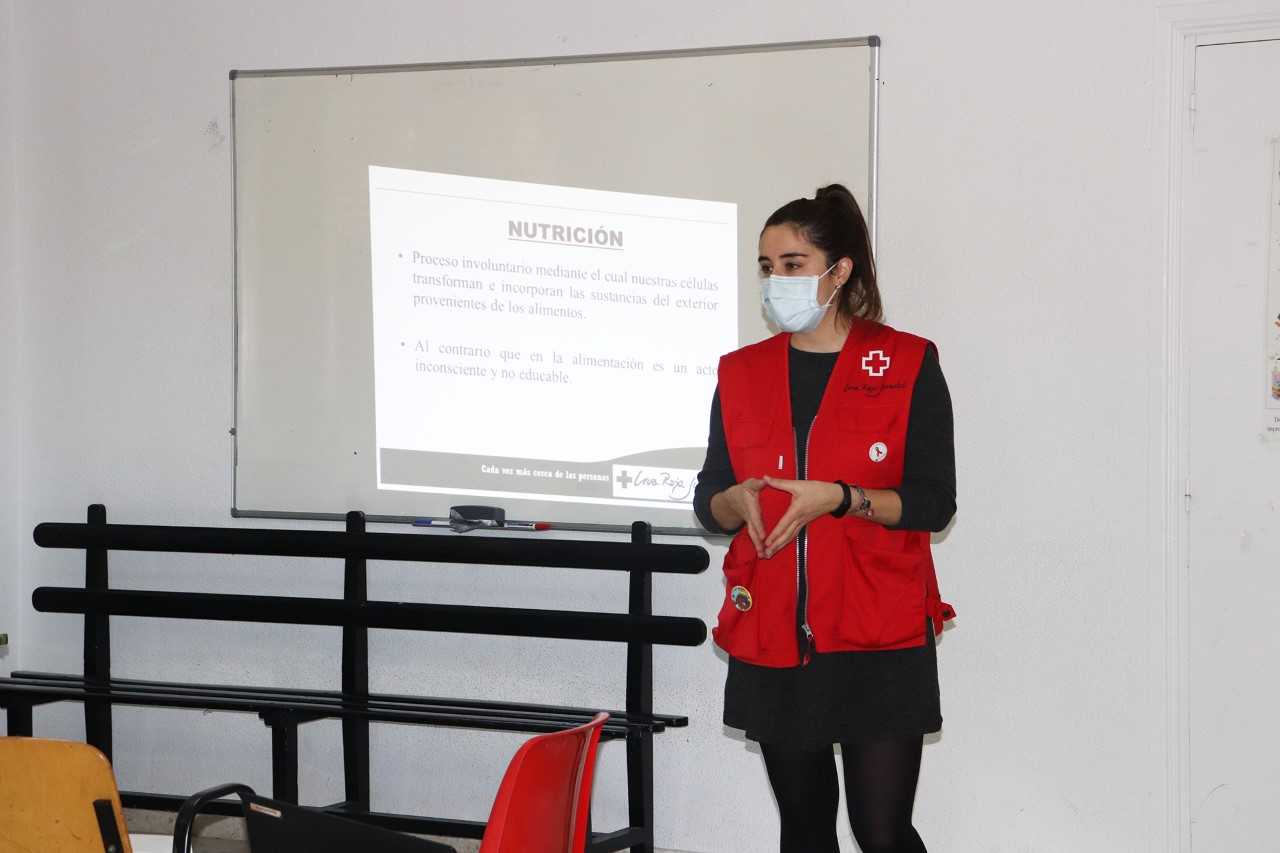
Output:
[729, 585, 753, 612]
[869, 442, 888, 463]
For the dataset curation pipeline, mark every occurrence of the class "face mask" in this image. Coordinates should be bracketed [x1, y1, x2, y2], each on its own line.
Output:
[761, 263, 840, 333]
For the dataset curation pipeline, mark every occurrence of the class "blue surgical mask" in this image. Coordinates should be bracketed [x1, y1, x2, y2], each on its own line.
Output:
[761, 263, 840, 333]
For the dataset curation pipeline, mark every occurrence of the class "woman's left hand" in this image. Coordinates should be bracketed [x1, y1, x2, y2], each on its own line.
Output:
[760, 476, 843, 559]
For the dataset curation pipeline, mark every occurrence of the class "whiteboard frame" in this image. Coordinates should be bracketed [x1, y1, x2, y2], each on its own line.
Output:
[229, 36, 882, 535]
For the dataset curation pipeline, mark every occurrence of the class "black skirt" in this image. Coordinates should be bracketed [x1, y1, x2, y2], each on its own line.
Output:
[723, 619, 941, 748]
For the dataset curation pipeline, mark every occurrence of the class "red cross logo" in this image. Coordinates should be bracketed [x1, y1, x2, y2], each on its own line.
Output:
[861, 350, 891, 377]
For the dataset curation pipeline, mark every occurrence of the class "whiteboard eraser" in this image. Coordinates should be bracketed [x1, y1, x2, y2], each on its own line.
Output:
[450, 505, 506, 525]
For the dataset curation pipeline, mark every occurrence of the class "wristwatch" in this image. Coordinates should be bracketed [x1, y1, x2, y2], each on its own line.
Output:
[831, 480, 852, 518]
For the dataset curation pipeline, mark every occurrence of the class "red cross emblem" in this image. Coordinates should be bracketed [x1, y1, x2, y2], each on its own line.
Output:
[861, 349, 891, 377]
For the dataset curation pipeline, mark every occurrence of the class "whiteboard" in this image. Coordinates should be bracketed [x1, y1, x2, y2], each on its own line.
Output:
[232, 38, 879, 532]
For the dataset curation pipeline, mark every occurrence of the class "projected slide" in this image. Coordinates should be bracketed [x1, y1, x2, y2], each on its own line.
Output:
[369, 167, 738, 510]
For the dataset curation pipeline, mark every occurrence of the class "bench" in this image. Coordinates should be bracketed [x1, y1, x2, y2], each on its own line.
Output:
[0, 504, 709, 853]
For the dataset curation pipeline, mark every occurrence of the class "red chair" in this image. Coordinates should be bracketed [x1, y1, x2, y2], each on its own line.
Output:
[478, 712, 608, 853]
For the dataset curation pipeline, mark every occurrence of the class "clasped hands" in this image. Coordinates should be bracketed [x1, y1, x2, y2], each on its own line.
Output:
[723, 477, 844, 560]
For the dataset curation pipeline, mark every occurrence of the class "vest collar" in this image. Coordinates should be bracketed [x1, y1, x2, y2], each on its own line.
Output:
[777, 319, 885, 429]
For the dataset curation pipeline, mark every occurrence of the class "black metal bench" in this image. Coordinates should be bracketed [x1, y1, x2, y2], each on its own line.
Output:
[0, 504, 709, 853]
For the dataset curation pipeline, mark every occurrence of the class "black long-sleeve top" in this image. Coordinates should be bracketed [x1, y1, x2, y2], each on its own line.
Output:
[693, 343, 956, 534]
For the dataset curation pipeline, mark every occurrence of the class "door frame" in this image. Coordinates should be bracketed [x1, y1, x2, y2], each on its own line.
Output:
[1154, 4, 1280, 851]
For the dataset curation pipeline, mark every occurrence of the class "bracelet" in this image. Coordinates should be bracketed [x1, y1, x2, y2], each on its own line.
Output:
[852, 485, 872, 517]
[831, 480, 852, 518]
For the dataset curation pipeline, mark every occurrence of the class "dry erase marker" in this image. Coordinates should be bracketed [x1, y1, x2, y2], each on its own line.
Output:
[503, 521, 552, 531]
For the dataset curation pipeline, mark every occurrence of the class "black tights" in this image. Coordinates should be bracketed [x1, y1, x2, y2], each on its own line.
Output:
[760, 736, 927, 853]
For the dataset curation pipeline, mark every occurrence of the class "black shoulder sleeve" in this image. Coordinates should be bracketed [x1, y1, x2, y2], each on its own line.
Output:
[693, 385, 741, 535]
[886, 344, 957, 533]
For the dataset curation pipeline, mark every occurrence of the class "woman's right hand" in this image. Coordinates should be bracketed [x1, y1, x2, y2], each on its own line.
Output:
[712, 479, 767, 558]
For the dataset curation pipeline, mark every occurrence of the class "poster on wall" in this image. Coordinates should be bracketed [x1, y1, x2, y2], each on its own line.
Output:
[1268, 140, 1280, 440]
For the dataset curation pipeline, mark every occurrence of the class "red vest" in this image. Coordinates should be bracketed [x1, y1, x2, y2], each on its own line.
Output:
[711, 320, 955, 667]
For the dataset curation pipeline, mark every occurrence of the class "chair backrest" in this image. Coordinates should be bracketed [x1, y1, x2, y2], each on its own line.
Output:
[478, 713, 608, 853]
[0, 737, 133, 853]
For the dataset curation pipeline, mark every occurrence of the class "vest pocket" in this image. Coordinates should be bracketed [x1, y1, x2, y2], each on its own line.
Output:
[727, 418, 773, 479]
[712, 536, 761, 659]
[838, 534, 928, 648]
[835, 403, 904, 488]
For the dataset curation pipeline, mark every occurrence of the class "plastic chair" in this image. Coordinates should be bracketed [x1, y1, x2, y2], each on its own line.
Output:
[478, 712, 608, 853]
[0, 737, 133, 853]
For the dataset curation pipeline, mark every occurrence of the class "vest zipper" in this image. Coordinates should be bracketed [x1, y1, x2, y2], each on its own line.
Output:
[796, 418, 816, 666]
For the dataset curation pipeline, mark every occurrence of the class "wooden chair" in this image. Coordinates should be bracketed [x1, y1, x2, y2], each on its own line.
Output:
[479, 712, 608, 853]
[0, 737, 133, 853]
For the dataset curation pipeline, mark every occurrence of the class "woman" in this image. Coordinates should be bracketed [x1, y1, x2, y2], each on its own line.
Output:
[694, 184, 956, 853]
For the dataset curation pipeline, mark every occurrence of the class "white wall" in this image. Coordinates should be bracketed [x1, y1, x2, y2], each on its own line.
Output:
[0, 0, 18, 694]
[7, 0, 1184, 850]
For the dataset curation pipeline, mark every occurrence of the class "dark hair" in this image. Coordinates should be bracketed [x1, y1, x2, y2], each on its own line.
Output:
[763, 184, 882, 324]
